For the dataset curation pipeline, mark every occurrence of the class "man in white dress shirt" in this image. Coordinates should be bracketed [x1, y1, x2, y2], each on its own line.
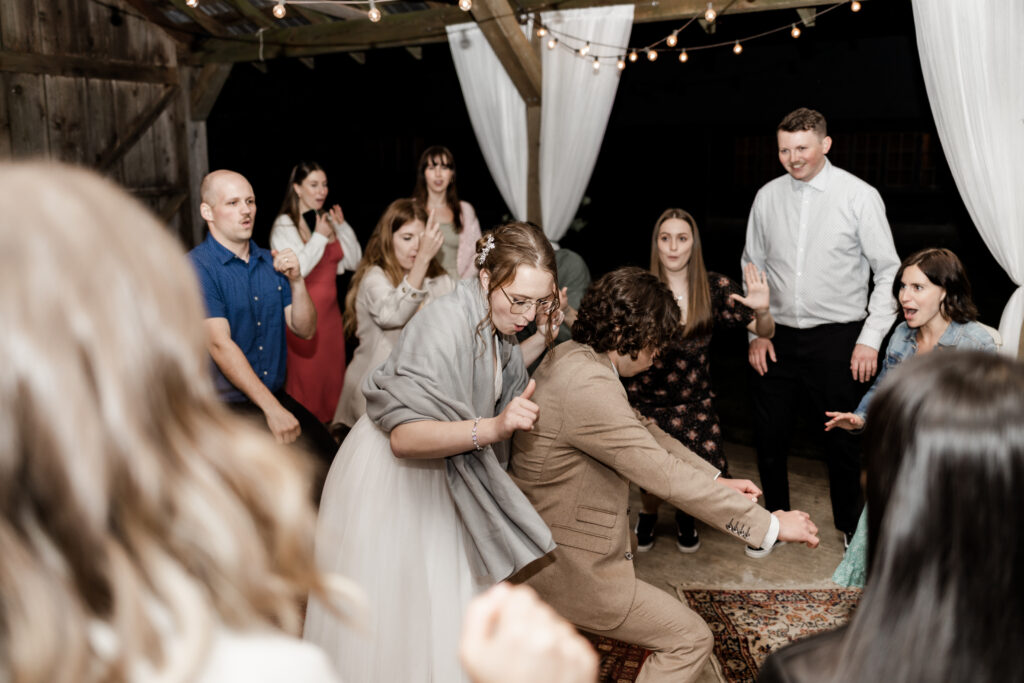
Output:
[741, 108, 900, 552]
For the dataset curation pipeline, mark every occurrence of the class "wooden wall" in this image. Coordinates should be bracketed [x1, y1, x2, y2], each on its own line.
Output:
[0, 0, 212, 246]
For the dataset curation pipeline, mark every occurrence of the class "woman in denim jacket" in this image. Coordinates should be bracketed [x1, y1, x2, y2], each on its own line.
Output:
[825, 248, 996, 586]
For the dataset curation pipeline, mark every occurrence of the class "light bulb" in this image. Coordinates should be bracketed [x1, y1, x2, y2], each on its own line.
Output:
[458, 0, 472, 11]
[579, 42, 590, 57]
[367, 4, 381, 21]
[704, 2, 716, 23]
[628, 50, 638, 62]
[733, 41, 743, 55]
[616, 56, 626, 70]
[272, 2, 286, 18]
[547, 37, 557, 50]
[592, 57, 600, 71]
[646, 49, 657, 62]
[186, 0, 198, 7]
[666, 31, 678, 47]
[679, 50, 688, 63]
[790, 24, 801, 38]
[536, 26, 547, 37]
[851, 0, 861, 10]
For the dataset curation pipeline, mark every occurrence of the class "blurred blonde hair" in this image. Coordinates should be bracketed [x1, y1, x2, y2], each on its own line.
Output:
[0, 162, 357, 683]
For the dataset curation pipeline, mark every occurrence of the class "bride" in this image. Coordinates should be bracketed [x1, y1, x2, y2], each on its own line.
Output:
[304, 221, 560, 681]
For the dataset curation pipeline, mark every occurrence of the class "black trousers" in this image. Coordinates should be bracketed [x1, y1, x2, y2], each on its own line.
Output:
[749, 323, 866, 533]
[227, 390, 339, 500]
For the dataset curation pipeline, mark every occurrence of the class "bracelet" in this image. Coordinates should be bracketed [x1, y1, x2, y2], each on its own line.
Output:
[472, 417, 483, 451]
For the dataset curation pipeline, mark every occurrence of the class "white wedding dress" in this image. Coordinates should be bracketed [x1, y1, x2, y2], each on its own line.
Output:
[304, 413, 494, 682]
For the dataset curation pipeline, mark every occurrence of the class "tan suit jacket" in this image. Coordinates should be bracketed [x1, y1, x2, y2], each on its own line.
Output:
[510, 341, 772, 631]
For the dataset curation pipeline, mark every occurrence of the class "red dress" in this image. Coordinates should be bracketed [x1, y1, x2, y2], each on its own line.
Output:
[285, 239, 346, 423]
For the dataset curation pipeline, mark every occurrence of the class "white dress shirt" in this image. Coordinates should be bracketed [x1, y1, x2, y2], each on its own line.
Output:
[742, 158, 900, 350]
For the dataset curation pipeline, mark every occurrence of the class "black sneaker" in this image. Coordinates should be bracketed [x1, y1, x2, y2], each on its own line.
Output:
[634, 512, 657, 552]
[676, 527, 700, 554]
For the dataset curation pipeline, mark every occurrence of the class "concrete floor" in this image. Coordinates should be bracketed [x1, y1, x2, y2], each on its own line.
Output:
[632, 442, 847, 594]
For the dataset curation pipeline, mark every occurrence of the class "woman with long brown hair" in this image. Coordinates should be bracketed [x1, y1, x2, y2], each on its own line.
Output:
[271, 161, 362, 423]
[625, 208, 775, 554]
[412, 145, 481, 280]
[0, 162, 360, 683]
[331, 198, 452, 430]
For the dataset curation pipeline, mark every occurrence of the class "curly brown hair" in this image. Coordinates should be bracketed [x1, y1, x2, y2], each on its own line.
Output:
[572, 267, 682, 358]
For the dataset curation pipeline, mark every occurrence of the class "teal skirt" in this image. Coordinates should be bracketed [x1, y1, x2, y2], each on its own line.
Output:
[832, 508, 868, 588]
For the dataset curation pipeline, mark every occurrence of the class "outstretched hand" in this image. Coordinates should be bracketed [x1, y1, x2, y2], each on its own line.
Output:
[718, 477, 762, 502]
[824, 411, 865, 432]
[729, 263, 770, 313]
[774, 510, 819, 548]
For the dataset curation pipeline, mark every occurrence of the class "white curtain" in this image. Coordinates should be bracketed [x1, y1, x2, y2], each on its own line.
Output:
[912, 0, 1024, 356]
[539, 6, 633, 242]
[446, 23, 529, 221]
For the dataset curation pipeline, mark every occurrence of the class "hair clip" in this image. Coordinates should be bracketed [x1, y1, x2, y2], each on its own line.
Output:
[477, 234, 495, 266]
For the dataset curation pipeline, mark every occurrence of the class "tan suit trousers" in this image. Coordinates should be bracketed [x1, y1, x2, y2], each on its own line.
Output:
[582, 580, 713, 683]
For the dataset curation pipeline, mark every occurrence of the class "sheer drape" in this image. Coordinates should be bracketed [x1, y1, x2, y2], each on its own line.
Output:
[912, 0, 1024, 355]
[539, 6, 633, 242]
[446, 24, 529, 221]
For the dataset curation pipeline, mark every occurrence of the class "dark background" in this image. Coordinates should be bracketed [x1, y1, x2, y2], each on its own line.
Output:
[208, 0, 1016, 448]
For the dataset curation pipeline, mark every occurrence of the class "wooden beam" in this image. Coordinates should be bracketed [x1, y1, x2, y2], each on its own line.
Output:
[225, 0, 275, 29]
[98, 84, 180, 172]
[193, 6, 466, 63]
[166, 0, 233, 38]
[158, 189, 189, 224]
[290, 5, 333, 24]
[471, 0, 541, 104]
[0, 50, 178, 83]
[518, 0, 837, 24]
[526, 103, 541, 224]
[190, 63, 232, 120]
[119, 0, 193, 44]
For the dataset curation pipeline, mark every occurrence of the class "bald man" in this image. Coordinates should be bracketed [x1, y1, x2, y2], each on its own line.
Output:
[189, 170, 337, 468]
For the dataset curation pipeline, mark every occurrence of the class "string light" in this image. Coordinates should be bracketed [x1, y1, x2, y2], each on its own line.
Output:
[579, 42, 591, 57]
[679, 50, 688, 62]
[790, 24, 801, 38]
[646, 49, 657, 62]
[186, 0, 198, 7]
[458, 0, 472, 11]
[628, 50, 638, 62]
[733, 41, 743, 54]
[367, 0, 381, 22]
[272, 2, 286, 18]
[616, 56, 626, 70]
[704, 2, 717, 23]
[850, 0, 861, 10]
[537, 26, 547, 37]
[666, 31, 678, 47]
[592, 57, 601, 71]
[547, 36, 558, 50]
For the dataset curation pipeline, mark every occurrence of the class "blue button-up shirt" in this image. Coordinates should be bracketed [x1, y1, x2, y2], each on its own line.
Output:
[854, 320, 997, 421]
[189, 233, 292, 402]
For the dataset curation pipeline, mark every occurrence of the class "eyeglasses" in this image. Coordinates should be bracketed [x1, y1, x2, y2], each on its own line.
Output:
[500, 287, 557, 315]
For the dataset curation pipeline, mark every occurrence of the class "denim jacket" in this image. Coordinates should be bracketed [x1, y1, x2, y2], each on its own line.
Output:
[853, 320, 997, 421]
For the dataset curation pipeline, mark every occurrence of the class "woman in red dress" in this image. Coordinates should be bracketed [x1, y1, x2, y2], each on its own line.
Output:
[271, 161, 362, 423]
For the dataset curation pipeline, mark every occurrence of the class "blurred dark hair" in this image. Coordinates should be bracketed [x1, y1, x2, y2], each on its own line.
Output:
[836, 351, 1024, 683]
[893, 247, 978, 323]
[572, 267, 682, 359]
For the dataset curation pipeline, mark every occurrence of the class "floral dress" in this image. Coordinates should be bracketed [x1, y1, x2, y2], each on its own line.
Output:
[623, 273, 753, 474]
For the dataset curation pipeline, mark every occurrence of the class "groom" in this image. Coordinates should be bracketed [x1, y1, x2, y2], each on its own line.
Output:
[509, 267, 820, 683]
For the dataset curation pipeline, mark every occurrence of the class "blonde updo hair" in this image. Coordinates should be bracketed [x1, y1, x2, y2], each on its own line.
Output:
[475, 221, 559, 341]
[0, 162, 358, 683]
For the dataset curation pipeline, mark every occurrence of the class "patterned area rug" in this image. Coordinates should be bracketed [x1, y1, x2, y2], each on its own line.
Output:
[679, 588, 861, 683]
[581, 633, 649, 683]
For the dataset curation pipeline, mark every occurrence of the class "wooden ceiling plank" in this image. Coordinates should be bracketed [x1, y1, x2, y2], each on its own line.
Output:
[119, 0, 194, 44]
[516, 0, 834, 24]
[0, 50, 179, 83]
[98, 84, 180, 171]
[166, 0, 233, 38]
[471, 0, 541, 104]
[224, 0, 275, 29]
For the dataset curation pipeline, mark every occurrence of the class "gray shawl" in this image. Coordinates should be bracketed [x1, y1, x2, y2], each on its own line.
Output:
[364, 279, 555, 580]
